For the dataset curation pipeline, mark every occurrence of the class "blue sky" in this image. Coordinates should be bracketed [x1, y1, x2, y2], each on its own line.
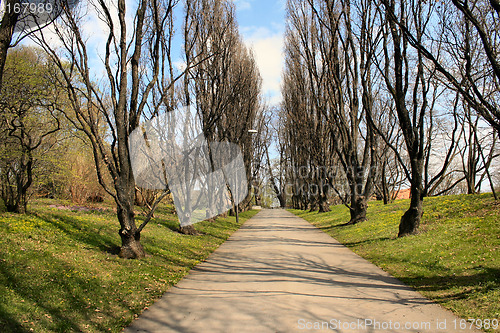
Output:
[20, 0, 286, 105]
[233, 0, 286, 105]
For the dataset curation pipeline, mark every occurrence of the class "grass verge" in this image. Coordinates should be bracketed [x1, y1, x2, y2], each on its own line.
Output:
[289, 193, 499, 331]
[0, 199, 259, 332]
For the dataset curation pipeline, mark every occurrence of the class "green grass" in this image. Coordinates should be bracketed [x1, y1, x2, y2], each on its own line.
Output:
[290, 193, 500, 330]
[0, 199, 259, 332]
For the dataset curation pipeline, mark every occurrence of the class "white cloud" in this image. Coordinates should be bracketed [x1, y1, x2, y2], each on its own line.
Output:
[174, 60, 187, 72]
[231, 0, 252, 11]
[242, 26, 284, 105]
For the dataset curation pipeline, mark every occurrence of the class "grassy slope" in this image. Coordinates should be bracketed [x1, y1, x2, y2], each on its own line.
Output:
[290, 193, 500, 327]
[0, 199, 258, 333]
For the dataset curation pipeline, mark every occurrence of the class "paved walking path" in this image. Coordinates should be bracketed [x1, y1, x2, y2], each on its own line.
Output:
[124, 209, 478, 333]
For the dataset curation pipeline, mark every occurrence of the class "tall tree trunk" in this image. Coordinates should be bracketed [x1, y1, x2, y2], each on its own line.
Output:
[381, 162, 389, 205]
[277, 192, 286, 208]
[3, 156, 31, 214]
[348, 194, 367, 224]
[318, 195, 330, 213]
[398, 184, 423, 237]
[318, 182, 330, 213]
[116, 174, 145, 258]
[117, 203, 145, 259]
[398, 161, 424, 236]
[5, 200, 21, 214]
[309, 192, 319, 212]
[347, 167, 368, 224]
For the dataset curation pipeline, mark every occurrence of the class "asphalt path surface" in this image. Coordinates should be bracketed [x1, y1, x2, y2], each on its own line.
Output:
[124, 209, 479, 333]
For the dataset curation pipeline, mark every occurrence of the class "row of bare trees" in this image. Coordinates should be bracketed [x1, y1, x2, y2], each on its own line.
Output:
[0, 0, 262, 258]
[183, 0, 262, 214]
[281, 0, 499, 236]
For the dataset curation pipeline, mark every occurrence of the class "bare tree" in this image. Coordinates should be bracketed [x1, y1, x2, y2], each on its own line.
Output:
[381, 0, 500, 135]
[284, 0, 383, 222]
[265, 108, 288, 208]
[249, 105, 272, 207]
[183, 0, 262, 215]
[31, 0, 194, 258]
[370, 100, 406, 204]
[282, 25, 332, 211]
[456, 105, 499, 197]
[375, 0, 464, 236]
